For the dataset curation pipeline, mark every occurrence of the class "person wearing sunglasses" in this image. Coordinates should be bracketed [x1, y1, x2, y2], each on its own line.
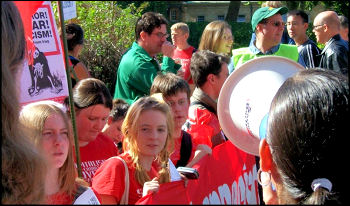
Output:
[232, 6, 306, 70]
[313, 11, 348, 76]
[114, 12, 181, 105]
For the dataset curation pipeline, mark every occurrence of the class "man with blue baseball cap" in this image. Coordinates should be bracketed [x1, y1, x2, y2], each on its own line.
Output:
[231, 6, 305, 71]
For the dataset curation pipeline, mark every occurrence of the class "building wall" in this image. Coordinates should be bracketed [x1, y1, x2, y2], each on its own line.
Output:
[179, 1, 260, 23]
[170, 1, 327, 24]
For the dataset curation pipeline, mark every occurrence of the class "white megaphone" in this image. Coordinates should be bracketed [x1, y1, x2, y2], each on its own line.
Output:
[218, 56, 304, 156]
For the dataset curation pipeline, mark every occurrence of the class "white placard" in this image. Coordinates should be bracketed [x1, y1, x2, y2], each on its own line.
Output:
[169, 159, 182, 182]
[20, 1, 68, 106]
[73, 187, 100, 205]
[63, 1, 76, 21]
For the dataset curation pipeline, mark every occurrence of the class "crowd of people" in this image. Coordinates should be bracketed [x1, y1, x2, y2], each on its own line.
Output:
[2, 0, 349, 205]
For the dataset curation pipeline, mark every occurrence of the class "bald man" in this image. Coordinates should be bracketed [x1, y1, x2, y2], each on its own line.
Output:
[313, 11, 348, 75]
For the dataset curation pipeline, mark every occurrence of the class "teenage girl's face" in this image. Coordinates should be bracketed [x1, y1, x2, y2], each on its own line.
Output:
[108, 118, 124, 143]
[165, 91, 189, 131]
[136, 109, 168, 157]
[75, 104, 110, 146]
[41, 113, 69, 169]
[217, 28, 233, 55]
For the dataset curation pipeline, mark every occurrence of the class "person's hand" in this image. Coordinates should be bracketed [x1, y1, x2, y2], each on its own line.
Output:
[179, 173, 189, 187]
[142, 177, 160, 197]
[161, 41, 176, 58]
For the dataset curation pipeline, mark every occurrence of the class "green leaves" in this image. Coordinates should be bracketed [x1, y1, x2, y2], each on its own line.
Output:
[64, 1, 146, 94]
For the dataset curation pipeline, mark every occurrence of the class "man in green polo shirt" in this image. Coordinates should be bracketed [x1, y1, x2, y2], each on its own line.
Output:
[231, 6, 305, 72]
[114, 12, 181, 104]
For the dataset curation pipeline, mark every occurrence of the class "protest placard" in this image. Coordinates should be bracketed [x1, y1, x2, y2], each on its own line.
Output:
[16, 1, 68, 105]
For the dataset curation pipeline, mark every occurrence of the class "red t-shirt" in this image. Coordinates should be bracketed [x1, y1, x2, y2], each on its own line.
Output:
[170, 131, 196, 166]
[91, 153, 160, 204]
[46, 192, 73, 204]
[73, 132, 119, 185]
[173, 46, 195, 84]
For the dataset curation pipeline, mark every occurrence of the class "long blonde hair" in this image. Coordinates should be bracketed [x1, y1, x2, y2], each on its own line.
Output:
[198, 20, 232, 55]
[19, 103, 87, 199]
[1, 1, 46, 204]
[122, 96, 174, 185]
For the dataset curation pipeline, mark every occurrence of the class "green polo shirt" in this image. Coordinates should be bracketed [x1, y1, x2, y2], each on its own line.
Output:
[114, 42, 180, 105]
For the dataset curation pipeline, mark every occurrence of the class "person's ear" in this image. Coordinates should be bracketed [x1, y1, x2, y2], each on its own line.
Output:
[256, 24, 263, 34]
[207, 73, 216, 85]
[323, 24, 329, 32]
[184, 32, 189, 40]
[259, 138, 273, 171]
[303, 23, 309, 30]
[140, 31, 148, 41]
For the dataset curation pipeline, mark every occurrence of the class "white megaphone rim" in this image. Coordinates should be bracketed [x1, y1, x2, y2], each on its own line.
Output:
[218, 56, 304, 156]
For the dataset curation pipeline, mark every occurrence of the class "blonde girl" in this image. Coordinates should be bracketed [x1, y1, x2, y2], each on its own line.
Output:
[92, 96, 174, 204]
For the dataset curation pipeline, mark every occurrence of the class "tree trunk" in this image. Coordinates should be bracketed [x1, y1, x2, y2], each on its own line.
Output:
[285, 1, 299, 10]
[225, 1, 241, 23]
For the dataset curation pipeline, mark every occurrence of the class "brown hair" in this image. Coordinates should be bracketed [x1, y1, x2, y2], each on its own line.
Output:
[135, 12, 168, 41]
[190, 50, 230, 87]
[109, 98, 130, 122]
[1, 1, 45, 204]
[150, 72, 191, 100]
[64, 78, 113, 114]
[267, 69, 348, 204]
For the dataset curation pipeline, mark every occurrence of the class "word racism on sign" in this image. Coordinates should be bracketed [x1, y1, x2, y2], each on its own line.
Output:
[31, 5, 60, 55]
[18, 1, 68, 106]
[32, 11, 52, 38]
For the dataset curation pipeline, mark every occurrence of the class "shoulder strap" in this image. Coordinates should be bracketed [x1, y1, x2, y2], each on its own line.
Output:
[116, 156, 129, 205]
[69, 55, 80, 66]
[73, 184, 88, 201]
[192, 47, 197, 54]
[190, 100, 216, 114]
[175, 131, 193, 168]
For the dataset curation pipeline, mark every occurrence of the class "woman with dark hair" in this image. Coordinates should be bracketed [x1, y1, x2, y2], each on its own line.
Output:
[101, 98, 130, 154]
[64, 78, 118, 185]
[259, 68, 348, 204]
[65, 23, 90, 87]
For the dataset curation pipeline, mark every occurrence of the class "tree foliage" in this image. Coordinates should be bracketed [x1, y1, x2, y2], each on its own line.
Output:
[52, 1, 147, 95]
[50, 1, 348, 94]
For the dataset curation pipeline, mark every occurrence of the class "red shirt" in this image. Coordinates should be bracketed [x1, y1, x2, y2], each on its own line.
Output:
[91, 153, 160, 204]
[73, 132, 119, 185]
[173, 46, 195, 84]
[46, 192, 73, 204]
[170, 131, 196, 166]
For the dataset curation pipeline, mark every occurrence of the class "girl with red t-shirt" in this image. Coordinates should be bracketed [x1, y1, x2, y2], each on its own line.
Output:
[20, 102, 89, 204]
[92, 96, 175, 204]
